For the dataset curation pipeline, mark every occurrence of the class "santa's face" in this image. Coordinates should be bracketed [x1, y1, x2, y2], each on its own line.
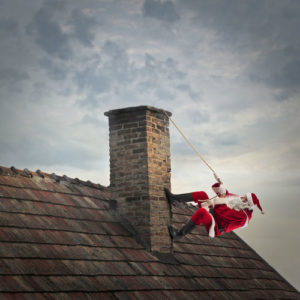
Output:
[240, 196, 248, 203]
[241, 195, 254, 209]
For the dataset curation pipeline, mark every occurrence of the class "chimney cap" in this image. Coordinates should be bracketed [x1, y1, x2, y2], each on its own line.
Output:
[104, 105, 172, 117]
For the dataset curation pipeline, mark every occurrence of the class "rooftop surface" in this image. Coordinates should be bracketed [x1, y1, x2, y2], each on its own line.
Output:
[0, 166, 299, 299]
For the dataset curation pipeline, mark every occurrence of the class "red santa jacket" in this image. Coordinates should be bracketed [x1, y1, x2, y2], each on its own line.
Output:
[213, 204, 253, 233]
[192, 185, 253, 235]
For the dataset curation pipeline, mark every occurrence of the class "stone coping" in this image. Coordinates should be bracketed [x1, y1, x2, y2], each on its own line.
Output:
[104, 105, 172, 117]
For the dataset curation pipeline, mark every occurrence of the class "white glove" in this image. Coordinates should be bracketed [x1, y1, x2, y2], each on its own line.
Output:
[213, 173, 222, 183]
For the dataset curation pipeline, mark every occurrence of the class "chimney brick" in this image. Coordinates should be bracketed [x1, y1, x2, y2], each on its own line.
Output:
[105, 106, 172, 253]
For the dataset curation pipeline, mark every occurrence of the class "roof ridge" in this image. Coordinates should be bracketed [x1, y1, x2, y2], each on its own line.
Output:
[0, 165, 107, 191]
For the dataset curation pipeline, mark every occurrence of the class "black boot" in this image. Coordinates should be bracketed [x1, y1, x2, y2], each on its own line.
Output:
[164, 188, 193, 205]
[168, 219, 195, 240]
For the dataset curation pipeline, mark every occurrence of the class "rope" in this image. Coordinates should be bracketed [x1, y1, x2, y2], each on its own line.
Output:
[163, 110, 216, 174]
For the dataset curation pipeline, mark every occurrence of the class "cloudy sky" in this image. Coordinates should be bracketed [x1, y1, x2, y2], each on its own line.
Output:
[1, 0, 300, 290]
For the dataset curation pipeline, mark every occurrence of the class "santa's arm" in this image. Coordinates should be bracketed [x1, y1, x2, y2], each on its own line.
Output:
[196, 196, 217, 209]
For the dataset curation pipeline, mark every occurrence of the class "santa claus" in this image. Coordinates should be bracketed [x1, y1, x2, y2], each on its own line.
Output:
[165, 174, 264, 240]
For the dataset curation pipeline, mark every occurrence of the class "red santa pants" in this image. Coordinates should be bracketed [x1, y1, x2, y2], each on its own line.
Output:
[191, 208, 212, 232]
[192, 191, 209, 202]
[191, 191, 212, 232]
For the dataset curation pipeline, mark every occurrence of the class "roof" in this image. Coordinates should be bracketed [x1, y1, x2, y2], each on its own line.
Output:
[0, 165, 299, 299]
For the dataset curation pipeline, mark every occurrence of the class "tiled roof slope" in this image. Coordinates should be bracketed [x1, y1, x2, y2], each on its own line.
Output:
[0, 166, 299, 300]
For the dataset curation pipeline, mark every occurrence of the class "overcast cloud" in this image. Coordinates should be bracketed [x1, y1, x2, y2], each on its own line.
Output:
[1, 0, 300, 290]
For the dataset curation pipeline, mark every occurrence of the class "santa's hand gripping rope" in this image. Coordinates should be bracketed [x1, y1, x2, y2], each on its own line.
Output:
[165, 173, 264, 240]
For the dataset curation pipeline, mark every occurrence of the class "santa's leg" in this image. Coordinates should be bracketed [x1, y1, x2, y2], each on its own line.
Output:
[168, 219, 195, 240]
[192, 191, 209, 202]
[191, 208, 212, 231]
[164, 188, 193, 205]
[165, 189, 209, 205]
[168, 208, 213, 240]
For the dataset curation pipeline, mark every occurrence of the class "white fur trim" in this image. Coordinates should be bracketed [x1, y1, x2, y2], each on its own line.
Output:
[246, 193, 254, 209]
[208, 212, 216, 238]
[241, 210, 249, 228]
[218, 186, 226, 194]
[212, 185, 227, 195]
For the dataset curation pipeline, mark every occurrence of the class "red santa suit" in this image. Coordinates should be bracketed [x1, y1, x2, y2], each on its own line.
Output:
[190, 184, 262, 238]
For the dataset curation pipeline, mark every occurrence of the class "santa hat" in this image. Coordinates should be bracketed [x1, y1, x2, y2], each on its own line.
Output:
[212, 183, 227, 195]
[246, 193, 264, 214]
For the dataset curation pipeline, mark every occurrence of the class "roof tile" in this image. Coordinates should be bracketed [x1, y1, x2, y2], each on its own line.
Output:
[181, 265, 221, 278]
[111, 236, 144, 249]
[120, 248, 158, 262]
[174, 242, 259, 259]
[173, 253, 206, 266]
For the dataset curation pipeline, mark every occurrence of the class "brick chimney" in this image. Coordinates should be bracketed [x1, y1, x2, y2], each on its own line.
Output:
[104, 106, 172, 253]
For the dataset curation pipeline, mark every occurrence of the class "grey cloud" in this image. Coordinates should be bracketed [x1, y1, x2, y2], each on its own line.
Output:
[103, 40, 126, 59]
[137, 55, 190, 101]
[27, 0, 71, 59]
[69, 8, 97, 47]
[76, 42, 197, 108]
[194, 131, 240, 157]
[103, 41, 130, 82]
[73, 41, 130, 108]
[183, 0, 298, 46]
[0, 68, 29, 85]
[212, 132, 239, 147]
[0, 135, 98, 170]
[142, 55, 186, 84]
[155, 88, 174, 100]
[279, 60, 300, 88]
[176, 84, 199, 101]
[248, 48, 300, 100]
[73, 49, 112, 94]
[269, 60, 300, 100]
[76, 94, 104, 110]
[75, 69, 111, 94]
[26, 1, 99, 58]
[182, 0, 300, 100]
[0, 18, 18, 39]
[188, 110, 210, 124]
[171, 141, 196, 156]
[39, 57, 68, 81]
[80, 113, 107, 128]
[176, 84, 190, 91]
[0, 101, 101, 170]
[143, 0, 180, 23]
[163, 57, 185, 80]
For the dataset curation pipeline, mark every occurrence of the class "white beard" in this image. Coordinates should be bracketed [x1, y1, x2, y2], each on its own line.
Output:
[227, 197, 251, 211]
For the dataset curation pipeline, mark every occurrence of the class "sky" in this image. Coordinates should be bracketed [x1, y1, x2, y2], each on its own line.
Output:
[1, 0, 300, 291]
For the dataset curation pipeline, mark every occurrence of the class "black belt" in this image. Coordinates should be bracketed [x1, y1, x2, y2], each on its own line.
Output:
[209, 208, 224, 233]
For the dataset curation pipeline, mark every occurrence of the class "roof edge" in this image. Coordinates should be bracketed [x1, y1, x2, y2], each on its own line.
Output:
[0, 165, 108, 191]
